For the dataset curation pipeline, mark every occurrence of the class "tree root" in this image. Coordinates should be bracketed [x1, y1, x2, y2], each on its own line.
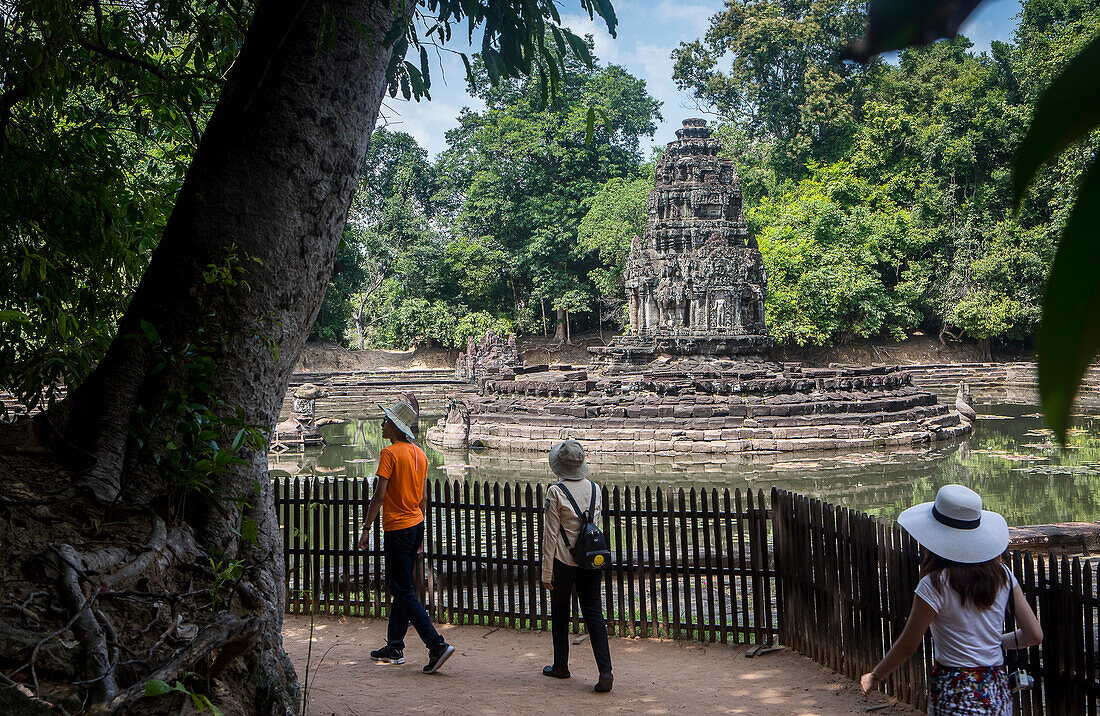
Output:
[108, 614, 263, 712]
[99, 517, 167, 591]
[0, 452, 298, 714]
[52, 545, 118, 704]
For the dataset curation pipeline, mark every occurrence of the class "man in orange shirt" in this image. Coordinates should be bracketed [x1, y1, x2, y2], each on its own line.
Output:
[358, 400, 454, 673]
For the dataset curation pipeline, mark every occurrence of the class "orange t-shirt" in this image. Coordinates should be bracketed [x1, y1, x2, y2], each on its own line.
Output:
[376, 441, 427, 532]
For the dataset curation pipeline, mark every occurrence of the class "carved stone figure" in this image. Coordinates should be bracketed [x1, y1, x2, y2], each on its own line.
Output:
[457, 330, 522, 383]
[955, 382, 978, 424]
[272, 383, 341, 451]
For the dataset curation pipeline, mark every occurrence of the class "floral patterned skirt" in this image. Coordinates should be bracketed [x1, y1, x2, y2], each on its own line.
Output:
[928, 664, 1010, 716]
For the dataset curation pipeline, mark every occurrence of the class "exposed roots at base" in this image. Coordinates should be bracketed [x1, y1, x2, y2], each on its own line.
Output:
[0, 453, 296, 715]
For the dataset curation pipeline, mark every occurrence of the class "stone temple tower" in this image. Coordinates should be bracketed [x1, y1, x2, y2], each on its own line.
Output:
[591, 118, 770, 364]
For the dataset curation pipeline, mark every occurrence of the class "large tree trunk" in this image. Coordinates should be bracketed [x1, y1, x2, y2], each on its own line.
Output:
[554, 307, 566, 342]
[0, 1, 410, 713]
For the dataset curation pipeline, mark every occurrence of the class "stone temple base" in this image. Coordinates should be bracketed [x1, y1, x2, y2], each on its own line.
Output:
[426, 359, 973, 455]
[588, 333, 770, 366]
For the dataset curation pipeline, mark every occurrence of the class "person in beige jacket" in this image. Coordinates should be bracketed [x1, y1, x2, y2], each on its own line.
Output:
[540, 439, 613, 692]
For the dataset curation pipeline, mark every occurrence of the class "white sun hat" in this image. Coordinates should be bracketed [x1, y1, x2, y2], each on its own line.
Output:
[378, 401, 418, 441]
[897, 484, 1009, 564]
[549, 439, 589, 480]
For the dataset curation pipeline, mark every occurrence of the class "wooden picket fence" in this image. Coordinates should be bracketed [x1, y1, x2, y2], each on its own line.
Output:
[771, 488, 1100, 715]
[274, 476, 777, 643]
[273, 477, 1100, 714]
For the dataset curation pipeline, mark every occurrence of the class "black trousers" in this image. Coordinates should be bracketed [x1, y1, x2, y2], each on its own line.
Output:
[550, 559, 612, 674]
[384, 523, 444, 651]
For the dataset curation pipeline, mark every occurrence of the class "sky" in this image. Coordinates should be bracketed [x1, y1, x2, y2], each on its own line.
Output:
[381, 0, 1024, 158]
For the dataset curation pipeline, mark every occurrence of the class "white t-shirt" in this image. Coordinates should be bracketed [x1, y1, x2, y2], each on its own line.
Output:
[914, 568, 1019, 668]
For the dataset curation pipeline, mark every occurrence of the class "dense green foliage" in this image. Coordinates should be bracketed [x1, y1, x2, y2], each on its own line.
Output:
[1, 0, 622, 415]
[0, 0, 245, 411]
[314, 47, 660, 348]
[6, 0, 1097, 381]
[316, 0, 1097, 353]
[675, 0, 1099, 349]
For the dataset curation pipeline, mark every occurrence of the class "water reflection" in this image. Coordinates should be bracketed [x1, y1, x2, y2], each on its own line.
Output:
[267, 401, 1100, 526]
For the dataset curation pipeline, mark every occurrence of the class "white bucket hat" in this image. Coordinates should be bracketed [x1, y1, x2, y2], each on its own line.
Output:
[549, 439, 588, 480]
[897, 484, 1009, 564]
[378, 401, 418, 441]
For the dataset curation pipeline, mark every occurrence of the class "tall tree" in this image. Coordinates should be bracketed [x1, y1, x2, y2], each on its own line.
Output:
[439, 48, 660, 339]
[0, 0, 616, 713]
[671, 0, 874, 179]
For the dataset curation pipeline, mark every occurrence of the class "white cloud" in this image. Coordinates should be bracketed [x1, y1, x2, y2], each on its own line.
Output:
[380, 95, 485, 157]
[653, 0, 720, 40]
[560, 12, 621, 63]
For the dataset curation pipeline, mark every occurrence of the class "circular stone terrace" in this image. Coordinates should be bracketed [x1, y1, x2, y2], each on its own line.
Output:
[427, 358, 972, 454]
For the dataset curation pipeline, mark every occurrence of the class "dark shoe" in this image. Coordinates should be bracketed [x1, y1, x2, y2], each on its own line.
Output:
[423, 643, 455, 674]
[594, 672, 613, 693]
[370, 645, 404, 664]
[542, 665, 570, 679]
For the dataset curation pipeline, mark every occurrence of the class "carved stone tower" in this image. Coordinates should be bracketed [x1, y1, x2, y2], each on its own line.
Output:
[591, 119, 769, 363]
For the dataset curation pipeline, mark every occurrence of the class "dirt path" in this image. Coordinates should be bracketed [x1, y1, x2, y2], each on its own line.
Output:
[284, 615, 919, 715]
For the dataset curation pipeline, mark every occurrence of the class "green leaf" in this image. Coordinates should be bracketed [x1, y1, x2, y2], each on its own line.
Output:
[419, 46, 431, 89]
[1013, 35, 1100, 209]
[404, 61, 426, 100]
[585, 107, 596, 147]
[1038, 159, 1100, 444]
[844, 0, 984, 62]
[596, 107, 612, 133]
[241, 516, 259, 546]
[145, 679, 173, 696]
[0, 310, 29, 324]
[591, 0, 619, 38]
[550, 26, 568, 59]
[536, 65, 548, 111]
[460, 53, 476, 91]
[563, 30, 591, 67]
[483, 48, 501, 86]
[140, 319, 159, 345]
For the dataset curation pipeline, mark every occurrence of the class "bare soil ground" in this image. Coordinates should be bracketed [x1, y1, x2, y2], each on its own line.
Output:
[770, 332, 1030, 367]
[283, 615, 919, 715]
[295, 332, 1030, 374]
[295, 342, 459, 372]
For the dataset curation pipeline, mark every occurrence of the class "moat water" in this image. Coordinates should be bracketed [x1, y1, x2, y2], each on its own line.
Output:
[269, 399, 1100, 527]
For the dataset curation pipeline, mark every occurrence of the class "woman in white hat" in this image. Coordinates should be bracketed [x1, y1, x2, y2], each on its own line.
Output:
[540, 439, 613, 693]
[861, 484, 1042, 714]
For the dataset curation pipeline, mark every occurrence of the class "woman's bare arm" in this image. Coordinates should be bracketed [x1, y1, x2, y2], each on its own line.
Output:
[861, 596, 937, 695]
[1002, 585, 1043, 649]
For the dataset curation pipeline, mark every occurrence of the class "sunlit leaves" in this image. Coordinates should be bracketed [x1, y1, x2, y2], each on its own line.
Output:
[386, 0, 615, 106]
[846, 0, 1100, 443]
